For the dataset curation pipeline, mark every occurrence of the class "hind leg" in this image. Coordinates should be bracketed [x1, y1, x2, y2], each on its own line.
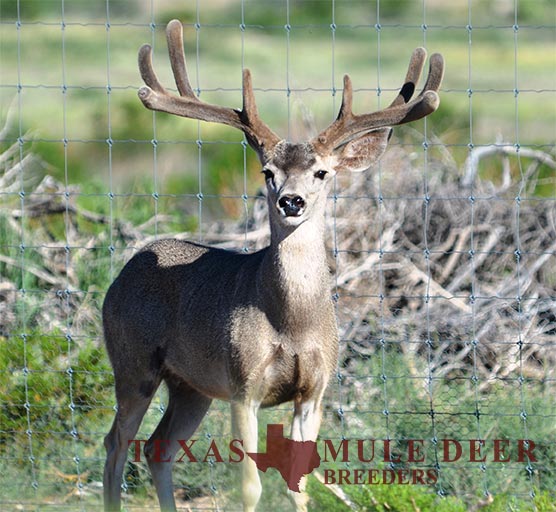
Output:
[104, 380, 159, 512]
[144, 380, 212, 512]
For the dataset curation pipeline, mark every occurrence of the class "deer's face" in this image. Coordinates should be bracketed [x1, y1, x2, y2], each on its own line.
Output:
[262, 141, 336, 227]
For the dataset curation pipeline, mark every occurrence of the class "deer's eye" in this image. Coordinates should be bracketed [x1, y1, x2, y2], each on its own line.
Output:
[262, 169, 275, 181]
[314, 170, 328, 180]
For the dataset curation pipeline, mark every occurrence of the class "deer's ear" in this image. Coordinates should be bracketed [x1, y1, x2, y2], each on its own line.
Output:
[332, 127, 392, 173]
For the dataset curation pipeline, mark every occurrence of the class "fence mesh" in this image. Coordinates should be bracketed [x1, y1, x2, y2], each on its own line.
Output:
[1, 0, 555, 510]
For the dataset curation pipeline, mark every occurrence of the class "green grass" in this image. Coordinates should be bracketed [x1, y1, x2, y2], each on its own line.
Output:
[309, 477, 556, 512]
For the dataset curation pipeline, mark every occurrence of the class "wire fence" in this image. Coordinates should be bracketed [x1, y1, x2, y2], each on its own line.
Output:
[1, 0, 555, 510]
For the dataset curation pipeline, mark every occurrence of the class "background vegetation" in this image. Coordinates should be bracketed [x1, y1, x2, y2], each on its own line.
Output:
[0, 0, 554, 510]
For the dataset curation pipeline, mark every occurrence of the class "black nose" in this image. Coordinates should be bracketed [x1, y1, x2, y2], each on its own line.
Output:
[278, 195, 305, 217]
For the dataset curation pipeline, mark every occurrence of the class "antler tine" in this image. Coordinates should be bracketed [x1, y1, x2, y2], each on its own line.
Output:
[313, 75, 353, 146]
[388, 47, 427, 107]
[421, 52, 444, 95]
[338, 75, 354, 120]
[312, 48, 444, 154]
[166, 19, 196, 98]
[137, 20, 280, 159]
[240, 69, 282, 152]
[138, 43, 166, 94]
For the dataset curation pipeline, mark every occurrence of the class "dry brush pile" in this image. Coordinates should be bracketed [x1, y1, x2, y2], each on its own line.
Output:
[329, 143, 556, 392]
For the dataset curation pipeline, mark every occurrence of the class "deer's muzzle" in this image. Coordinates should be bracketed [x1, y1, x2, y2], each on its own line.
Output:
[278, 195, 305, 217]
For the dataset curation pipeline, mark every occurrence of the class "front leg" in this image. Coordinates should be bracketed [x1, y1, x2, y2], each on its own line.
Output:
[231, 400, 262, 512]
[289, 394, 324, 512]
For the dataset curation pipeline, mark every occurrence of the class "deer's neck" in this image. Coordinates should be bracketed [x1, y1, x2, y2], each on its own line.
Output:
[260, 218, 329, 327]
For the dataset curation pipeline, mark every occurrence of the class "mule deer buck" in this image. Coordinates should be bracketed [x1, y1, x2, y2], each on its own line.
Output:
[103, 19, 444, 512]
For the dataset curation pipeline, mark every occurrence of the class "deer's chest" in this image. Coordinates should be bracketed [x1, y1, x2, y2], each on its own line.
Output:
[228, 300, 337, 405]
[258, 342, 326, 407]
